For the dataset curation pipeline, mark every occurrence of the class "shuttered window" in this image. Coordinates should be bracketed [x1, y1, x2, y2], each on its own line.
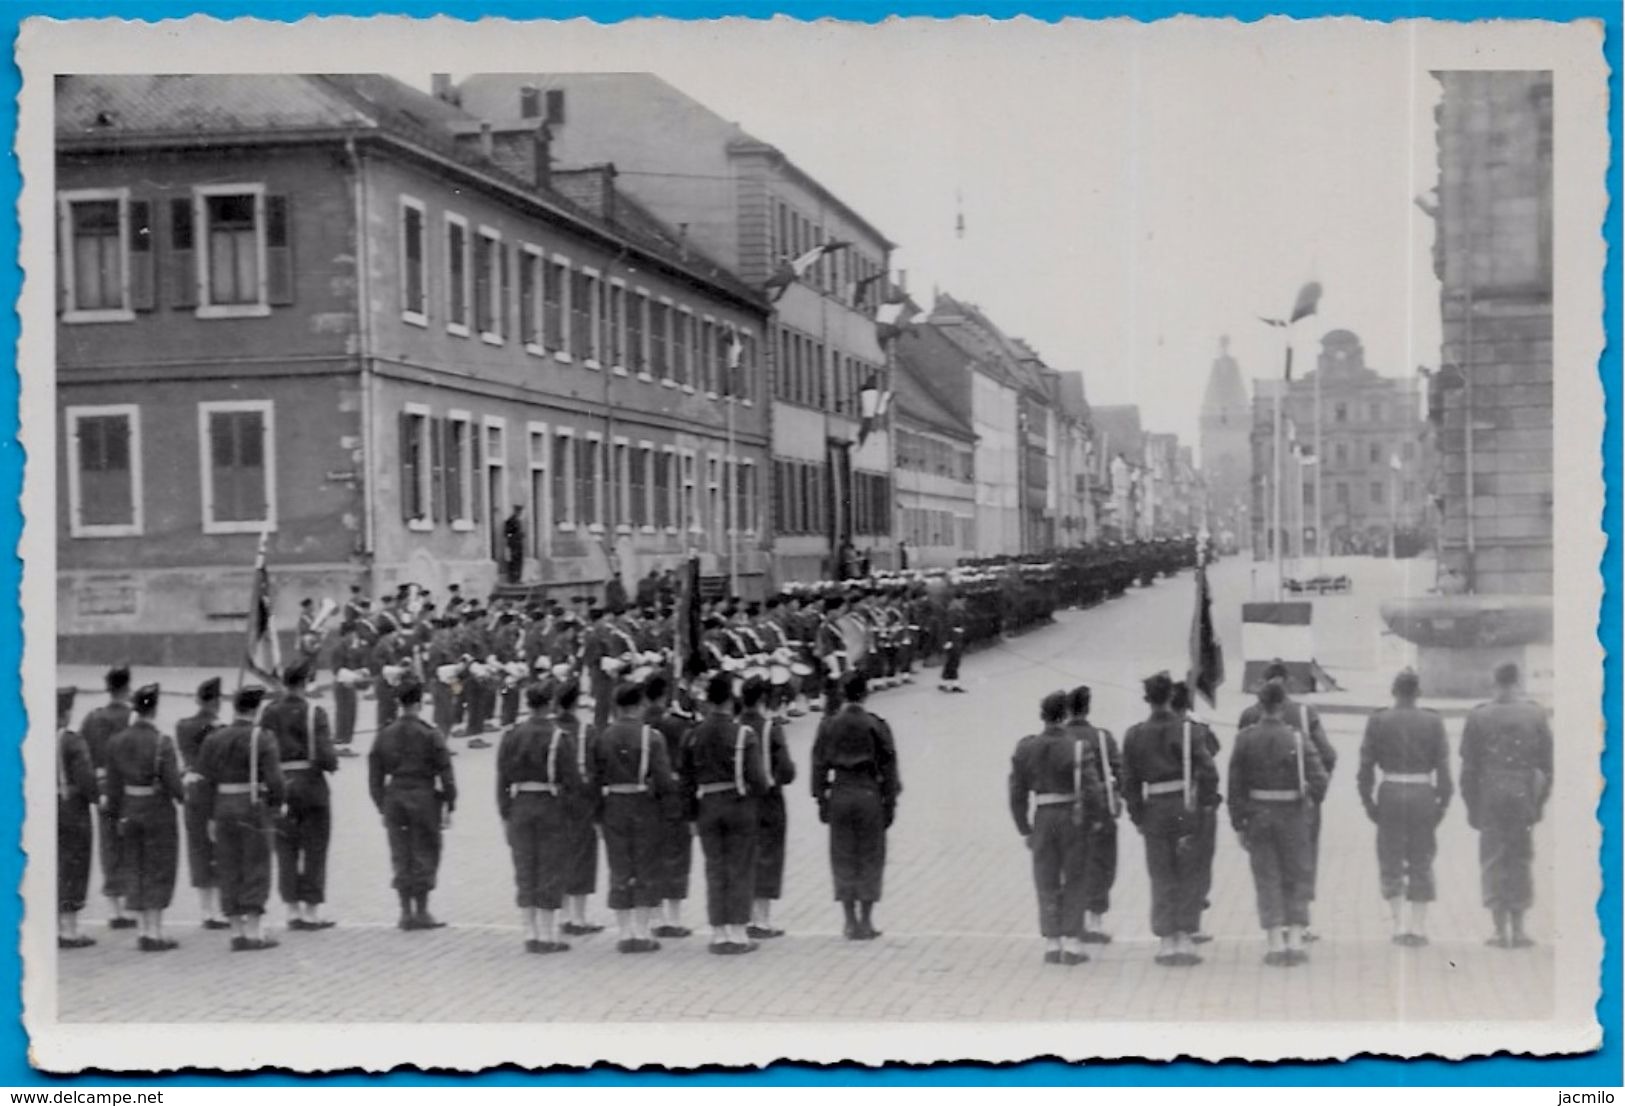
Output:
[66, 406, 142, 537]
[200, 401, 274, 533]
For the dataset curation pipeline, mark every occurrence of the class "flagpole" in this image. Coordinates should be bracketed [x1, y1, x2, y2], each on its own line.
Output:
[237, 530, 267, 694]
[727, 385, 739, 599]
[1313, 358, 1324, 573]
[1272, 339, 1285, 601]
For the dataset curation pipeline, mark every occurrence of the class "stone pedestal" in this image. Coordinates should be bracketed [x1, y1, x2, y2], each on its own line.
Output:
[1380, 593, 1553, 700]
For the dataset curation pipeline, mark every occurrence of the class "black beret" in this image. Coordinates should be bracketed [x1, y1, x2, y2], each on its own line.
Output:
[643, 673, 671, 702]
[234, 685, 269, 713]
[197, 677, 222, 702]
[1494, 662, 1521, 687]
[525, 682, 553, 710]
[133, 684, 161, 713]
[1392, 668, 1421, 698]
[396, 678, 425, 707]
[1143, 671, 1174, 704]
[613, 682, 646, 710]
[57, 687, 78, 717]
[283, 660, 313, 686]
[105, 665, 132, 692]
[1257, 680, 1287, 710]
[705, 672, 734, 705]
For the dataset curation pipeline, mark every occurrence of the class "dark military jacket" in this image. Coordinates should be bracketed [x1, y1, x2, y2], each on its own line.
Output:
[810, 704, 901, 805]
[369, 716, 457, 811]
[1357, 704, 1453, 812]
[196, 720, 286, 821]
[1227, 716, 1330, 832]
[1460, 695, 1553, 825]
[495, 715, 582, 821]
[57, 728, 96, 808]
[1008, 722, 1108, 835]
[1120, 708, 1221, 824]
[103, 719, 185, 819]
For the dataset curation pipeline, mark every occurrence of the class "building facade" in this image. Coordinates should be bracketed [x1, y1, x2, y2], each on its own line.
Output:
[891, 353, 977, 569]
[56, 74, 771, 663]
[1249, 329, 1432, 558]
[458, 74, 895, 585]
[1199, 336, 1252, 550]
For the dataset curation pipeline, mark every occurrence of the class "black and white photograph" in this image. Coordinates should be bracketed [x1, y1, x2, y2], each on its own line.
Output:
[19, 15, 1607, 1071]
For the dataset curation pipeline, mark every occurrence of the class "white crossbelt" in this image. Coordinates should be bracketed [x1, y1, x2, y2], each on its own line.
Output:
[1144, 779, 1187, 797]
[512, 781, 559, 795]
[1383, 772, 1434, 785]
[217, 782, 255, 795]
[697, 781, 738, 797]
[1033, 792, 1078, 807]
[604, 783, 648, 795]
[124, 785, 156, 797]
[1250, 788, 1302, 801]
[282, 759, 313, 771]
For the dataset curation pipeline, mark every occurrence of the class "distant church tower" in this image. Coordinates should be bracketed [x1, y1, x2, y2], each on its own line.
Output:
[1200, 336, 1253, 549]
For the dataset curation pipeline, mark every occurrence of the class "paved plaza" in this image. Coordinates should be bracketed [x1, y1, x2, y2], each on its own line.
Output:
[55, 558, 1555, 1024]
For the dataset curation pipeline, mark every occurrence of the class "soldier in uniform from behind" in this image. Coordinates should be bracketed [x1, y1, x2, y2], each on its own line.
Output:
[590, 682, 678, 954]
[57, 687, 98, 949]
[80, 664, 136, 930]
[330, 621, 370, 758]
[1169, 680, 1223, 943]
[263, 660, 339, 931]
[496, 679, 581, 954]
[1228, 679, 1329, 967]
[175, 677, 229, 931]
[740, 676, 796, 940]
[104, 684, 186, 951]
[1068, 684, 1121, 942]
[555, 679, 605, 937]
[1460, 662, 1553, 949]
[642, 674, 695, 941]
[810, 673, 901, 940]
[369, 678, 457, 930]
[196, 685, 285, 951]
[1357, 668, 1453, 946]
[1009, 690, 1104, 966]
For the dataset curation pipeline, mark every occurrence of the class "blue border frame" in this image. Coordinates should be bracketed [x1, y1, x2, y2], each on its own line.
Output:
[5, 2, 1617, 1085]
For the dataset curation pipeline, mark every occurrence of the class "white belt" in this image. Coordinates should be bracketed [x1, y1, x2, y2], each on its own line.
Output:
[1033, 792, 1079, 807]
[95, 767, 108, 779]
[1383, 772, 1433, 785]
[1143, 780, 1187, 797]
[1250, 788, 1302, 802]
[697, 782, 739, 797]
[124, 785, 157, 797]
[217, 782, 256, 795]
[604, 783, 648, 795]
[282, 760, 313, 771]
[512, 782, 559, 795]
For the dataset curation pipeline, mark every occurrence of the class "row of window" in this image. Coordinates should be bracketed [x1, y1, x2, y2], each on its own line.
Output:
[768, 198, 884, 308]
[65, 402, 274, 538]
[59, 186, 292, 322]
[1304, 480, 1418, 509]
[401, 197, 758, 402]
[898, 507, 970, 550]
[1331, 399, 1406, 425]
[896, 428, 974, 482]
[770, 459, 894, 539]
[772, 324, 884, 416]
[398, 407, 760, 557]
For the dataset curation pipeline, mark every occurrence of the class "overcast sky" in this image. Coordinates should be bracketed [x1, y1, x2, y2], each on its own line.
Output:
[406, 18, 1444, 450]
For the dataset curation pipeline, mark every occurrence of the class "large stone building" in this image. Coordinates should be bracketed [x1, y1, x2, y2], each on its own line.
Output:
[1199, 336, 1252, 549]
[1250, 330, 1432, 558]
[457, 74, 895, 585]
[55, 74, 771, 662]
[1090, 404, 1147, 541]
[891, 350, 977, 568]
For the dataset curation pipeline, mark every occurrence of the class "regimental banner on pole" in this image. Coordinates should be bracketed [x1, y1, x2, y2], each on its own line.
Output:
[1240, 600, 1315, 693]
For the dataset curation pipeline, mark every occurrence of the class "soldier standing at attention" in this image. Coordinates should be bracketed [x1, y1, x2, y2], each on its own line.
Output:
[330, 621, 370, 758]
[369, 678, 457, 930]
[741, 676, 796, 940]
[104, 684, 185, 951]
[1461, 662, 1553, 949]
[1229, 680, 1329, 967]
[680, 673, 769, 954]
[937, 595, 967, 693]
[556, 679, 605, 938]
[57, 687, 98, 949]
[1068, 685, 1121, 943]
[370, 619, 407, 732]
[80, 664, 136, 930]
[263, 661, 339, 931]
[642, 674, 695, 941]
[1356, 668, 1453, 946]
[1238, 660, 1336, 940]
[590, 683, 677, 954]
[1009, 690, 1104, 966]
[811, 674, 901, 940]
[1122, 673, 1220, 967]
[175, 677, 228, 931]
[1170, 680, 1223, 943]
[496, 680, 580, 954]
[196, 686, 285, 952]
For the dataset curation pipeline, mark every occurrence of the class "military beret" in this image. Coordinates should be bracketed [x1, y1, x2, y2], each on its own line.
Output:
[643, 673, 671, 702]
[1143, 670, 1174, 703]
[524, 682, 553, 710]
[1392, 669, 1421, 698]
[300, 597, 314, 609]
[613, 682, 646, 710]
[197, 677, 223, 703]
[554, 681, 581, 711]
[588, 608, 605, 621]
[396, 678, 425, 707]
[1262, 658, 1290, 682]
[1257, 680, 1287, 710]
[105, 665, 132, 692]
[1494, 662, 1521, 687]
[133, 684, 161, 713]
[283, 660, 313, 686]
[57, 686, 78, 717]
[234, 685, 269, 713]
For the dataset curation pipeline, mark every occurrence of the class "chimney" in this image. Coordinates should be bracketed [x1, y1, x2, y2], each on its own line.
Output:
[519, 84, 541, 119]
[600, 163, 618, 224]
[431, 73, 457, 104]
[897, 268, 908, 292]
[479, 121, 494, 160]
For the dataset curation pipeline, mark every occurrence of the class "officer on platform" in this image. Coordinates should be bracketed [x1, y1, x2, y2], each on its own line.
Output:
[1460, 662, 1553, 949]
[57, 687, 98, 949]
[80, 664, 136, 929]
[1356, 668, 1453, 946]
[104, 684, 185, 951]
[196, 685, 285, 952]
[369, 678, 457, 930]
[264, 660, 339, 931]
[175, 677, 228, 931]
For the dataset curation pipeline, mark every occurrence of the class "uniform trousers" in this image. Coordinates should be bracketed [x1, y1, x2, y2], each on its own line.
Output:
[591, 678, 614, 731]
[381, 783, 443, 897]
[1029, 805, 1089, 939]
[375, 684, 400, 730]
[827, 779, 886, 903]
[277, 799, 332, 904]
[1306, 800, 1323, 901]
[696, 792, 760, 927]
[1475, 772, 1540, 912]
[58, 798, 94, 913]
[755, 790, 789, 900]
[600, 793, 664, 910]
[1081, 816, 1119, 915]
[431, 682, 457, 736]
[1375, 782, 1440, 902]
[562, 795, 599, 896]
[333, 685, 358, 748]
[213, 794, 273, 917]
[183, 780, 216, 889]
[1241, 801, 1314, 929]
[462, 680, 493, 735]
[1140, 797, 1204, 937]
[499, 685, 521, 728]
[939, 641, 962, 683]
[1193, 806, 1219, 914]
[656, 813, 693, 901]
[505, 793, 570, 910]
[97, 805, 124, 898]
[116, 796, 179, 911]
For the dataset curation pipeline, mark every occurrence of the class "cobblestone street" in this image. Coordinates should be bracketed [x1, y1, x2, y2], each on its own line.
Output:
[56, 559, 1556, 1024]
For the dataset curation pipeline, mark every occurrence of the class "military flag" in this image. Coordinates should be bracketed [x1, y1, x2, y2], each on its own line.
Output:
[764, 240, 852, 303]
[1187, 535, 1225, 707]
[243, 530, 282, 687]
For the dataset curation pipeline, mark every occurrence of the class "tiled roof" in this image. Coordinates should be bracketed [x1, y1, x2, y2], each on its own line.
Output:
[893, 346, 975, 442]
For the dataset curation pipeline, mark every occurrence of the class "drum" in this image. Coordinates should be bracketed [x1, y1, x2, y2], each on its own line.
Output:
[789, 660, 814, 678]
[769, 664, 792, 686]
